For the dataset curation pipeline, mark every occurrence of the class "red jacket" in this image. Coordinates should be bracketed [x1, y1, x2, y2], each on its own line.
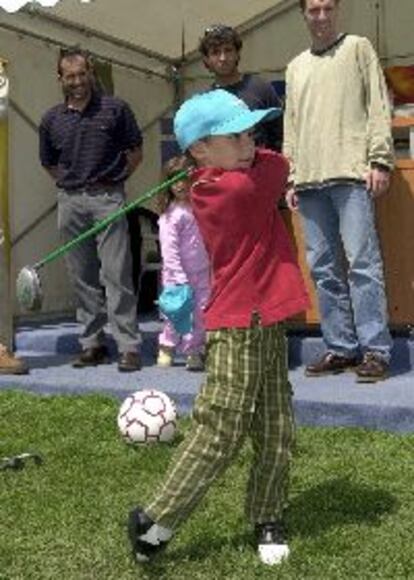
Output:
[190, 149, 309, 330]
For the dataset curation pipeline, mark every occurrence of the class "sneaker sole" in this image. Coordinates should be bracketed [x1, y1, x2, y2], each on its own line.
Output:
[72, 359, 111, 368]
[356, 374, 388, 384]
[0, 368, 29, 375]
[305, 367, 357, 377]
[133, 541, 168, 563]
[118, 366, 142, 373]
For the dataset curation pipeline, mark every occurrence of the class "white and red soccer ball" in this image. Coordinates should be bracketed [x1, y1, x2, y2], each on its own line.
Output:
[117, 389, 177, 444]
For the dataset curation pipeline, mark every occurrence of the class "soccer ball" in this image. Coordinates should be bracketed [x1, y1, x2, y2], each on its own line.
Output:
[117, 389, 177, 444]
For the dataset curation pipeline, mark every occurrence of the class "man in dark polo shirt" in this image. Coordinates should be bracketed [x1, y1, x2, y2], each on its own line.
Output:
[39, 47, 142, 372]
[198, 25, 283, 151]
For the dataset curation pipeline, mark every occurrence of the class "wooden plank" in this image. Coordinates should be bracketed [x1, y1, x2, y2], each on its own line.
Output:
[392, 116, 414, 128]
[281, 209, 320, 324]
[395, 159, 414, 169]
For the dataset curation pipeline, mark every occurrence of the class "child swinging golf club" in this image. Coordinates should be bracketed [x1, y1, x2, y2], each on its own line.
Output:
[128, 89, 309, 566]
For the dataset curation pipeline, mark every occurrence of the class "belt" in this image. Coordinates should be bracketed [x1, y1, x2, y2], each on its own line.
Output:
[85, 182, 119, 192]
[64, 182, 124, 195]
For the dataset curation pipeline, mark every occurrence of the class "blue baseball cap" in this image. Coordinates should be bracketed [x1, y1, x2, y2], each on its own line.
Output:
[174, 89, 282, 151]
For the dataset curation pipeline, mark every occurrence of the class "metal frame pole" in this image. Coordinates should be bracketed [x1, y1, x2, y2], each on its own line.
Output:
[0, 58, 12, 348]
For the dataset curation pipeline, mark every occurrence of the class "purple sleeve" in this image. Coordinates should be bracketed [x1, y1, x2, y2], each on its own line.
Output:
[159, 209, 189, 285]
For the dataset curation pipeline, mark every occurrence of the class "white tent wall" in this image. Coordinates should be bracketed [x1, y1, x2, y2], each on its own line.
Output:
[0, 9, 175, 316]
[379, 0, 414, 65]
[0, 30, 72, 314]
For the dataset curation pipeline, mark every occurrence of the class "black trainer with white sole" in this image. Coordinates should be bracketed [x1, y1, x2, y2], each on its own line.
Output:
[128, 507, 172, 563]
[255, 521, 290, 565]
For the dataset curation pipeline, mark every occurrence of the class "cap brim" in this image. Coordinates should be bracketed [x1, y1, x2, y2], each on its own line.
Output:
[211, 107, 282, 137]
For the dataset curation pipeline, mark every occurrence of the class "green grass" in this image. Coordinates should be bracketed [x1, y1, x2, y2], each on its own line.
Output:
[1, 390, 414, 580]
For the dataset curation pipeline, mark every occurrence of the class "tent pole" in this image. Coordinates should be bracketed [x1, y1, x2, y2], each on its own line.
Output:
[374, 0, 381, 54]
[170, 22, 186, 111]
[0, 58, 13, 349]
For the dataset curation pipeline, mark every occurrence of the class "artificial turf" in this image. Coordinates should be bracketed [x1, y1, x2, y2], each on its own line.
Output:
[1, 390, 414, 579]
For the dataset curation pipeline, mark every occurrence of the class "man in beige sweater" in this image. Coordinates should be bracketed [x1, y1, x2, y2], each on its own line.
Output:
[283, 0, 393, 383]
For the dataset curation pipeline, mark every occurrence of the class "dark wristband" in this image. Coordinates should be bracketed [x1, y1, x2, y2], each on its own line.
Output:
[371, 162, 391, 173]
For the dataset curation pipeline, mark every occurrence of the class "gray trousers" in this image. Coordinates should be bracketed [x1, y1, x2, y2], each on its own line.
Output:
[57, 187, 140, 353]
[0, 223, 12, 349]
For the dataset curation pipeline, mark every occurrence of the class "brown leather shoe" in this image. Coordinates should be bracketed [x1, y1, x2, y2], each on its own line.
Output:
[72, 346, 110, 368]
[118, 352, 142, 372]
[356, 352, 389, 383]
[305, 352, 359, 377]
[0, 347, 29, 375]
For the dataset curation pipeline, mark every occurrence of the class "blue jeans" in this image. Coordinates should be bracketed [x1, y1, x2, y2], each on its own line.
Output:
[297, 183, 392, 362]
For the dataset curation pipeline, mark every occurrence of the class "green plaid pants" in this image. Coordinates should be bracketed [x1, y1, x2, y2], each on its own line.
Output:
[146, 318, 295, 529]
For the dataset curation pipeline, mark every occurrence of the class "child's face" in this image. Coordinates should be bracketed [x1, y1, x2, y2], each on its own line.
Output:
[170, 178, 189, 201]
[191, 130, 255, 171]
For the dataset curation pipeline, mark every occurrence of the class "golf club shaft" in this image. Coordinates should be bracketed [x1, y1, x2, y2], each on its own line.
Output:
[33, 170, 188, 270]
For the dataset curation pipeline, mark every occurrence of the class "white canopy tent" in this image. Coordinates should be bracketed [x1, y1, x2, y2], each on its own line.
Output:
[1, 0, 412, 64]
[0, 0, 413, 316]
[0, 0, 295, 60]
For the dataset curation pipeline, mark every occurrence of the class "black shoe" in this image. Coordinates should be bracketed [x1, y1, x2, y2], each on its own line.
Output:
[305, 352, 359, 377]
[72, 346, 110, 368]
[128, 507, 171, 563]
[255, 521, 289, 566]
[118, 352, 142, 372]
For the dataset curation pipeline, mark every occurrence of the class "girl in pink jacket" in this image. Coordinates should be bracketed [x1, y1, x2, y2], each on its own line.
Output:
[156, 156, 210, 371]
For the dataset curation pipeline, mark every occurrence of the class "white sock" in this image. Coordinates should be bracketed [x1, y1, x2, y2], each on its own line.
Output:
[139, 523, 173, 546]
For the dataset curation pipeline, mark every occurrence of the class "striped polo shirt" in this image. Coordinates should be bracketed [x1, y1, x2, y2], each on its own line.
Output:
[39, 92, 143, 191]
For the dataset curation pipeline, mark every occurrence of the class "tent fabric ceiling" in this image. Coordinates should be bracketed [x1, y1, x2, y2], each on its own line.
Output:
[25, 0, 287, 60]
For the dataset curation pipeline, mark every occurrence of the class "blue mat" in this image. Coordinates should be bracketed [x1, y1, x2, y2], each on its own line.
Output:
[1, 316, 413, 433]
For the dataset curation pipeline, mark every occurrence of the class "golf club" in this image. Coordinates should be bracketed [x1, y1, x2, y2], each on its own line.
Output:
[16, 170, 188, 311]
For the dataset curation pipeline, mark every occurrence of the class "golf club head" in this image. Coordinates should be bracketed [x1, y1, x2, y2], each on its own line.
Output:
[16, 266, 43, 311]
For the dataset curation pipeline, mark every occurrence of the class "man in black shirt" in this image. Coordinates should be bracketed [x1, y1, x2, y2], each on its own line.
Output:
[39, 47, 142, 372]
[199, 25, 283, 151]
